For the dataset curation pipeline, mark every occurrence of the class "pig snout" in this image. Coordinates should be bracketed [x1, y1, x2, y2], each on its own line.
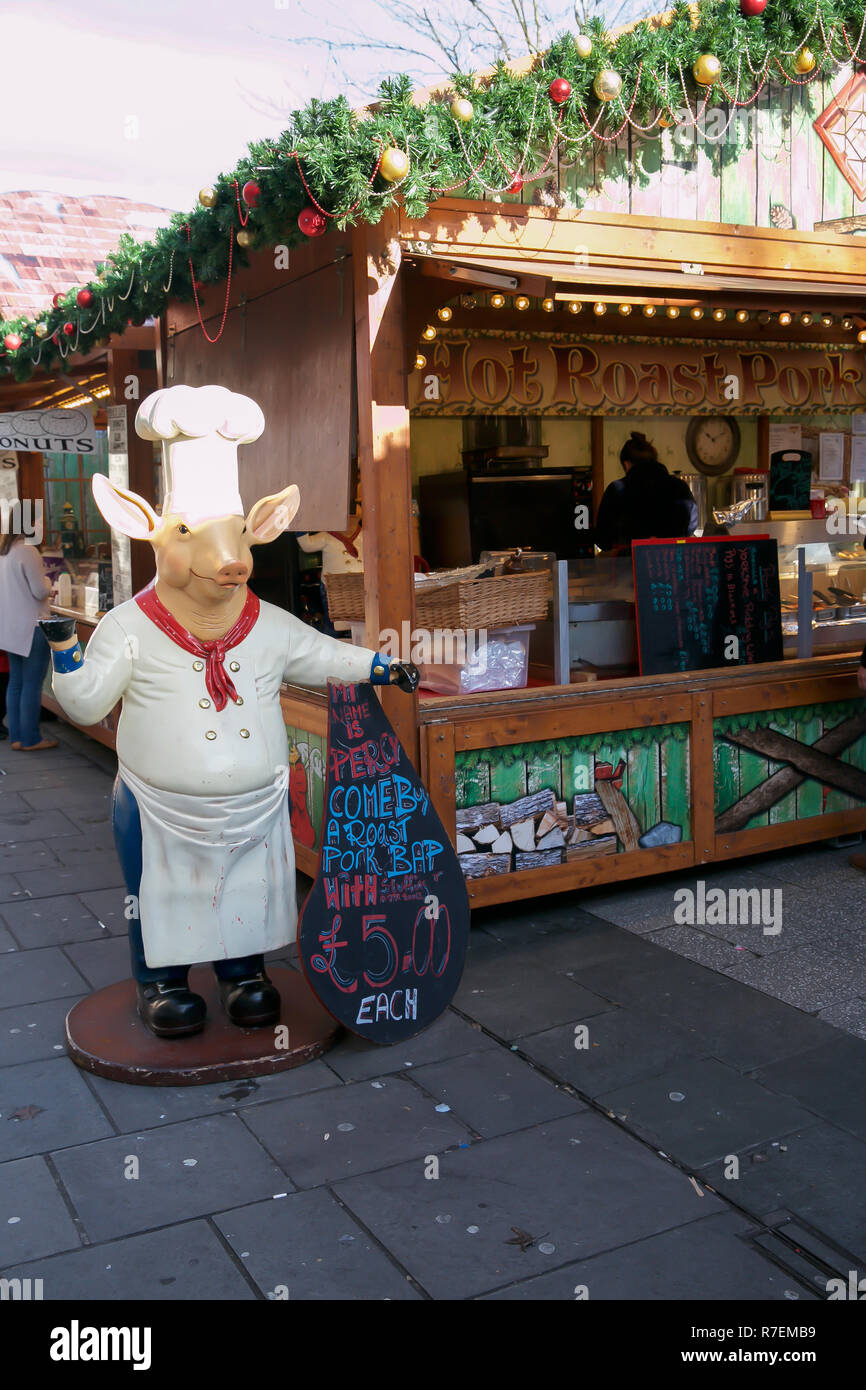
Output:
[216, 559, 249, 584]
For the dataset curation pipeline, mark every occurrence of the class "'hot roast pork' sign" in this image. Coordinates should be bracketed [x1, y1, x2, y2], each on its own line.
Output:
[298, 682, 470, 1043]
[411, 331, 866, 417]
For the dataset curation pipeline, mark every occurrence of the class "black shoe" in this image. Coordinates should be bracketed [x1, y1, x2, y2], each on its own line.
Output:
[219, 972, 281, 1028]
[136, 980, 207, 1037]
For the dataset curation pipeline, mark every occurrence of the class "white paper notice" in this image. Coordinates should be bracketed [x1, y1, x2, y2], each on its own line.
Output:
[853, 414, 866, 435]
[769, 423, 802, 455]
[819, 432, 845, 481]
[851, 436, 866, 483]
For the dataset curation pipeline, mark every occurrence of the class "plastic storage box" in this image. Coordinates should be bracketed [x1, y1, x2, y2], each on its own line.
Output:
[421, 625, 534, 695]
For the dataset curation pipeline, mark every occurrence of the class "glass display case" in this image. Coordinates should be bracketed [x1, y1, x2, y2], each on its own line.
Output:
[729, 518, 866, 655]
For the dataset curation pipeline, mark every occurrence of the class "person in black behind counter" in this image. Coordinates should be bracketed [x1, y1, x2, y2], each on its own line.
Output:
[593, 431, 699, 553]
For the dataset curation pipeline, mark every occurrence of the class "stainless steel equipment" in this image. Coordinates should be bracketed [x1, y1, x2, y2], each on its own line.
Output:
[731, 469, 769, 521]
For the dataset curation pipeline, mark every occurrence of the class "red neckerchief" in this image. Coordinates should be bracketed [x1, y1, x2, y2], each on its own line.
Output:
[326, 525, 361, 559]
[135, 585, 259, 712]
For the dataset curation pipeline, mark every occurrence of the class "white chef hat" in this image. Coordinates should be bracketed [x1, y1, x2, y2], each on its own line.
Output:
[135, 384, 265, 526]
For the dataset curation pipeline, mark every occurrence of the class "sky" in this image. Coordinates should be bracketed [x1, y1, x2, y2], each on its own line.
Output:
[0, 0, 649, 212]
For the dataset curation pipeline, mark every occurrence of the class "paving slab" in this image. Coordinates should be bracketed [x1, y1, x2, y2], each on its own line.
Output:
[816, 997, 866, 1040]
[215, 1189, 421, 1300]
[50, 1113, 291, 1242]
[0, 996, 83, 1065]
[0, 923, 16, 953]
[20, 785, 114, 814]
[0, 841, 60, 875]
[76, 887, 131, 937]
[454, 953, 610, 1039]
[0, 1155, 82, 1265]
[0, 1219, 256, 1300]
[411, 1048, 581, 1138]
[505, 917, 667, 977]
[0, 946, 89, 1008]
[324, 1008, 496, 1083]
[243, 1074, 470, 1189]
[518, 1006, 707, 1098]
[335, 1111, 722, 1300]
[0, 874, 22, 903]
[699, 1122, 866, 1262]
[723, 937, 866, 1013]
[482, 1211, 815, 1301]
[751, 1036, 866, 1143]
[596, 1058, 818, 1170]
[1, 895, 108, 949]
[0, 810, 81, 843]
[63, 936, 132, 989]
[88, 1059, 343, 1132]
[13, 858, 126, 899]
[0, 1056, 114, 1161]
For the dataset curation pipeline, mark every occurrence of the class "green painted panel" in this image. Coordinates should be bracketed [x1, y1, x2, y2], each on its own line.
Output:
[661, 737, 691, 840]
[789, 83, 824, 232]
[821, 76, 855, 222]
[768, 713, 798, 825]
[489, 759, 526, 805]
[625, 744, 660, 841]
[755, 87, 792, 229]
[462, 762, 492, 807]
[795, 717, 824, 819]
[740, 748, 771, 829]
[527, 751, 562, 799]
[713, 734, 740, 817]
[455, 763, 467, 808]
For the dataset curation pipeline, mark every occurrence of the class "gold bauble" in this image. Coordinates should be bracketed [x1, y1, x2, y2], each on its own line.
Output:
[380, 147, 410, 182]
[34, 322, 48, 338]
[198, 186, 217, 208]
[575, 34, 592, 59]
[658, 111, 674, 128]
[450, 96, 474, 122]
[693, 54, 721, 86]
[795, 47, 816, 74]
[236, 229, 254, 247]
[593, 68, 623, 102]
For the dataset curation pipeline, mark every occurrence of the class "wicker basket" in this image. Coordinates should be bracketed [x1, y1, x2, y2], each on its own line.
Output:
[324, 570, 550, 628]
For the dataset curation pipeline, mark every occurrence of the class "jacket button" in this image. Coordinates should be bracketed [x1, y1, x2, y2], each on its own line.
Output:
[193, 660, 204, 672]
[229, 661, 240, 672]
[239, 729, 250, 739]
[199, 698, 211, 709]
[236, 696, 244, 706]
[206, 730, 217, 740]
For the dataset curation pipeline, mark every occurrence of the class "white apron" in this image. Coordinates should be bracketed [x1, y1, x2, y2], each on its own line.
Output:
[120, 762, 296, 969]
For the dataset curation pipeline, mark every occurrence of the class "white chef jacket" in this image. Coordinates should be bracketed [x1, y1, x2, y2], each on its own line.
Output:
[52, 596, 379, 966]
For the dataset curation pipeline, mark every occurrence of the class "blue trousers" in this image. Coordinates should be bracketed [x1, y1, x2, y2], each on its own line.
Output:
[6, 627, 50, 746]
[111, 776, 265, 986]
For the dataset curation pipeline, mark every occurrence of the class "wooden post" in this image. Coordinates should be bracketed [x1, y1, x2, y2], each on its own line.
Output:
[106, 347, 158, 595]
[590, 416, 605, 519]
[756, 415, 769, 470]
[352, 212, 419, 766]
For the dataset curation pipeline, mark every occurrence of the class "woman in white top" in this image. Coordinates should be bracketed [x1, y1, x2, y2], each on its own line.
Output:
[0, 532, 57, 750]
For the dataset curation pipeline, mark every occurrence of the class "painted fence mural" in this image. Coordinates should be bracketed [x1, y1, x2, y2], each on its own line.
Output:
[714, 700, 866, 832]
[455, 724, 690, 878]
[284, 722, 327, 854]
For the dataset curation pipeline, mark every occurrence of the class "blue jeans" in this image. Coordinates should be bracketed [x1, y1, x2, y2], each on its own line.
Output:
[112, 776, 265, 986]
[6, 627, 50, 746]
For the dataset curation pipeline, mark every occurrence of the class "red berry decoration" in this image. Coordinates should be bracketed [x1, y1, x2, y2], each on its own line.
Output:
[52, 332, 59, 344]
[76, 289, 93, 308]
[62, 322, 75, 337]
[548, 77, 572, 104]
[52, 292, 63, 308]
[508, 174, 525, 194]
[242, 180, 260, 207]
[3, 333, 22, 351]
[298, 206, 327, 237]
[740, 0, 767, 12]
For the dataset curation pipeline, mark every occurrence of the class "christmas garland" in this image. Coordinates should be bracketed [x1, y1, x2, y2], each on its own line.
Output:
[2, 0, 865, 380]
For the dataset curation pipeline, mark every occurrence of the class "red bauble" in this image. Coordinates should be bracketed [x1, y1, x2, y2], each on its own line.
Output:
[740, 0, 767, 13]
[76, 289, 93, 308]
[242, 180, 260, 207]
[52, 292, 63, 308]
[3, 333, 22, 351]
[508, 174, 524, 193]
[62, 322, 75, 337]
[548, 77, 572, 104]
[298, 206, 327, 237]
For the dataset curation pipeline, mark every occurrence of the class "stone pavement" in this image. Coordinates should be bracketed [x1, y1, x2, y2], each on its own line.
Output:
[1, 723, 865, 1301]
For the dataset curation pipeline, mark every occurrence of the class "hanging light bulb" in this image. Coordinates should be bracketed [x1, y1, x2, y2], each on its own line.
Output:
[568, 300, 583, 314]
[758, 311, 772, 326]
[690, 307, 704, 320]
[643, 304, 656, 318]
[437, 305, 453, 321]
[667, 306, 680, 319]
[736, 309, 749, 323]
[778, 312, 792, 327]
[490, 293, 505, 308]
[422, 324, 437, 340]
[858, 329, 866, 344]
[712, 308, 726, 322]
[821, 313, 834, 328]
[593, 302, 607, 316]
[542, 298, 555, 312]
[460, 294, 477, 310]
[800, 312, 813, 327]
[842, 317, 854, 331]
[618, 303, 632, 315]
[415, 353, 427, 369]
[515, 295, 530, 310]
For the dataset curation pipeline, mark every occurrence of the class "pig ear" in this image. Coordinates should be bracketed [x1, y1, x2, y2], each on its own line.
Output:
[92, 474, 160, 540]
[245, 484, 300, 544]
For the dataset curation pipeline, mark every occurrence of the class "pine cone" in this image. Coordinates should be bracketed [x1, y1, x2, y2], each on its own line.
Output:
[770, 203, 794, 230]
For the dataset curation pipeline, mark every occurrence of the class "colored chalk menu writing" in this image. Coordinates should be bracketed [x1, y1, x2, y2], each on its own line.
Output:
[298, 682, 470, 1043]
[633, 537, 783, 676]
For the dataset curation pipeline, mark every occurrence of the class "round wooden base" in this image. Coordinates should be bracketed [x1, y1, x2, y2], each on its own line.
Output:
[65, 965, 341, 1086]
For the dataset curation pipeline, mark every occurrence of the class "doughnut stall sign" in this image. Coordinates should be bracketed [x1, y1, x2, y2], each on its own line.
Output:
[299, 681, 470, 1042]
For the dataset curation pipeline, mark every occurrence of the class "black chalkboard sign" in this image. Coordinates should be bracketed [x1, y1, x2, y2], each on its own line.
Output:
[632, 536, 783, 676]
[298, 681, 470, 1043]
[769, 450, 813, 512]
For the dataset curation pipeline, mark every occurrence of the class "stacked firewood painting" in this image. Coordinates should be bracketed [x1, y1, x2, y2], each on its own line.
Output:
[455, 725, 690, 878]
[714, 700, 866, 832]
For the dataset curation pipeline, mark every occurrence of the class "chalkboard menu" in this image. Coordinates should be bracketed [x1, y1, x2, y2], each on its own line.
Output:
[633, 536, 783, 676]
[769, 450, 813, 512]
[298, 682, 470, 1043]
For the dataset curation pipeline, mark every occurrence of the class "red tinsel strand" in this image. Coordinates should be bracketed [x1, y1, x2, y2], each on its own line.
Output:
[233, 181, 250, 227]
[289, 146, 385, 219]
[186, 225, 233, 345]
[772, 57, 822, 84]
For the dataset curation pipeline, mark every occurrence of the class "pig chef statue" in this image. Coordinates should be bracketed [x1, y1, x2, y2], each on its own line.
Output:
[42, 385, 418, 1040]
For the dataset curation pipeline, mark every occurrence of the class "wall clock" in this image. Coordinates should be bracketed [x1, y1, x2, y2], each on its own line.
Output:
[685, 417, 741, 476]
